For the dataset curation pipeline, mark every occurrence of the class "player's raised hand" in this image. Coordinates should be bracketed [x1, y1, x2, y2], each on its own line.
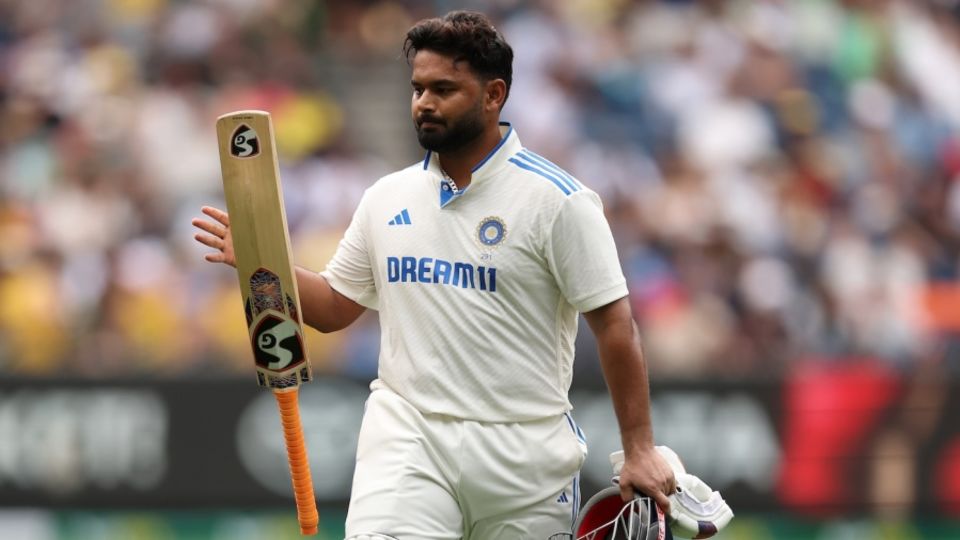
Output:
[192, 206, 236, 267]
[617, 445, 676, 514]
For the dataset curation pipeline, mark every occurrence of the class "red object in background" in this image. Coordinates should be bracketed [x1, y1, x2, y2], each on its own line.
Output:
[940, 137, 960, 177]
[918, 283, 960, 332]
[776, 360, 901, 516]
[934, 438, 960, 515]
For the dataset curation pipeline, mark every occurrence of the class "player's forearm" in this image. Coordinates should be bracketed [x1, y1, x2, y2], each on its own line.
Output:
[603, 328, 656, 457]
[295, 267, 365, 333]
[586, 299, 656, 456]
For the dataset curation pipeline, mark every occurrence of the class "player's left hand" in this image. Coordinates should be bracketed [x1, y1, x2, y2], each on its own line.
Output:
[616, 445, 677, 513]
[192, 205, 237, 267]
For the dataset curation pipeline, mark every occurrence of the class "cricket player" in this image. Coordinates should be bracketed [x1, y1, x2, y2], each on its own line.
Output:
[194, 10, 675, 539]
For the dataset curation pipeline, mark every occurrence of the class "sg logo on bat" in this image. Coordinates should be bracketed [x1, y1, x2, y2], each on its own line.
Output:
[251, 314, 305, 371]
[230, 124, 260, 158]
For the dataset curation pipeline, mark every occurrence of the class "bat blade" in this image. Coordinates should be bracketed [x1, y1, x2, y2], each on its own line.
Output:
[215, 110, 312, 389]
[215, 110, 318, 536]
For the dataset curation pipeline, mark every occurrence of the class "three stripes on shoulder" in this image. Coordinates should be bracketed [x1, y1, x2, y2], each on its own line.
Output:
[508, 149, 583, 196]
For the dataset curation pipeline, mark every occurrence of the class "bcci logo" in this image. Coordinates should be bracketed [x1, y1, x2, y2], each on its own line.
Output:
[476, 216, 507, 248]
[230, 124, 260, 158]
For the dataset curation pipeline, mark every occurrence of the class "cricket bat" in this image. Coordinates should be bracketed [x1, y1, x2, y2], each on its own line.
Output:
[215, 110, 318, 536]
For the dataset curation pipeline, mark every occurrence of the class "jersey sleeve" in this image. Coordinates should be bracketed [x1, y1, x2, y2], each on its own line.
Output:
[319, 189, 379, 310]
[545, 190, 628, 313]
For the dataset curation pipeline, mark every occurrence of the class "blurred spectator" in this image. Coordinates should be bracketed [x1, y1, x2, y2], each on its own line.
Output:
[1, 0, 958, 380]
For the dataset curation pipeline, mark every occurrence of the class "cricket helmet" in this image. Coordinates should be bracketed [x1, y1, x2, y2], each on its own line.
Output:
[573, 487, 672, 540]
[602, 447, 733, 540]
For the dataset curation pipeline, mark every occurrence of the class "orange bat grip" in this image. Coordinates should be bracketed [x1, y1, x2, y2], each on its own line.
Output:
[274, 389, 319, 536]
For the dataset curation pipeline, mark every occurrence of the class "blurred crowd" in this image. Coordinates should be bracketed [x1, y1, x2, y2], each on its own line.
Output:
[1, 0, 959, 380]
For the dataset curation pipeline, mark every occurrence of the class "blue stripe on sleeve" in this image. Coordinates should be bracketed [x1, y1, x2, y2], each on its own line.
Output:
[519, 149, 584, 190]
[507, 157, 572, 195]
[515, 152, 580, 193]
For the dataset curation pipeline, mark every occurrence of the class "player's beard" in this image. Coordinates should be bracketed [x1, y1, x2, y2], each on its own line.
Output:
[415, 100, 485, 154]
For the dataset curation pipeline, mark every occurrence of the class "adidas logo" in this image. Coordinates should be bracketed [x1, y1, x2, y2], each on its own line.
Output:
[388, 209, 411, 226]
[556, 491, 569, 503]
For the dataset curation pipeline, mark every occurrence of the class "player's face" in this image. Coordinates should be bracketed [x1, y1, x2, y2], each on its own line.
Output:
[410, 49, 486, 154]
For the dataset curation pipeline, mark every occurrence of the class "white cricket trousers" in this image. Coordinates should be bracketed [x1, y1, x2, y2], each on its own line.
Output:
[345, 385, 588, 540]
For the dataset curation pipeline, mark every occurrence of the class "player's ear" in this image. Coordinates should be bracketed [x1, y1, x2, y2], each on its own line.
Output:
[484, 78, 507, 112]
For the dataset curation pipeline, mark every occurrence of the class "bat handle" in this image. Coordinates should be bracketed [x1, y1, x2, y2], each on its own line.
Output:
[275, 388, 319, 536]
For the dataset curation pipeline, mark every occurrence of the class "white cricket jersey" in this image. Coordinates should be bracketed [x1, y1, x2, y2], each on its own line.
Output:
[320, 123, 628, 422]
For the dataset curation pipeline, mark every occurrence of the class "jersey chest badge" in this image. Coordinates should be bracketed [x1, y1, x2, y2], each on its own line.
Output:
[476, 216, 507, 249]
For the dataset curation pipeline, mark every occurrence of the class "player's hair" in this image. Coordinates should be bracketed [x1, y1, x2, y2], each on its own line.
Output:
[403, 11, 513, 108]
